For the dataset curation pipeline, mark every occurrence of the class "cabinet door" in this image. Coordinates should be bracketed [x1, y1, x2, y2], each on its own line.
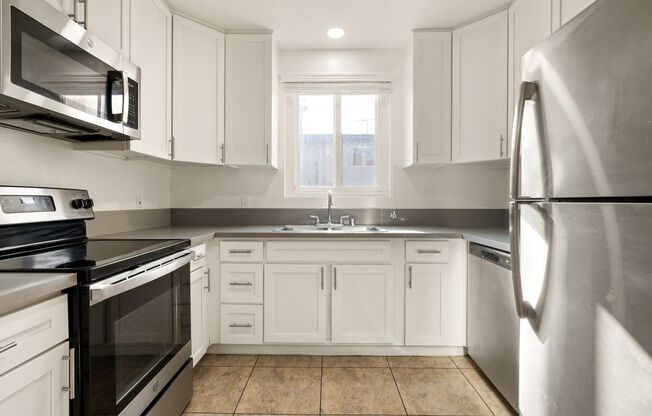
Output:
[331, 265, 394, 344]
[508, 0, 554, 152]
[220, 263, 264, 304]
[405, 264, 466, 346]
[86, 0, 129, 55]
[225, 34, 272, 166]
[264, 264, 326, 344]
[130, 0, 172, 159]
[0, 342, 70, 416]
[173, 15, 225, 165]
[190, 267, 206, 364]
[452, 10, 508, 163]
[412, 31, 452, 165]
[556, 0, 596, 27]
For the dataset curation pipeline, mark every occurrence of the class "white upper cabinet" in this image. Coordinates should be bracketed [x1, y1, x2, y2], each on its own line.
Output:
[331, 264, 395, 344]
[225, 33, 277, 167]
[409, 31, 452, 166]
[452, 10, 509, 163]
[555, 0, 596, 28]
[129, 0, 172, 159]
[85, 0, 130, 55]
[264, 264, 327, 344]
[172, 15, 225, 165]
[508, 0, 554, 150]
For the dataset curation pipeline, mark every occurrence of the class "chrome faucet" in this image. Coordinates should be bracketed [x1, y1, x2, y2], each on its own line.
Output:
[327, 190, 333, 226]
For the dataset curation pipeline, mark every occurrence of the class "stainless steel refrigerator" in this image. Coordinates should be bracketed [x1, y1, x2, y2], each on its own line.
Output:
[510, 0, 652, 415]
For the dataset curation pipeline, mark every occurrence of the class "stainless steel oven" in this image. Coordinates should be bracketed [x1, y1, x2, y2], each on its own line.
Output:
[83, 251, 192, 416]
[0, 0, 140, 141]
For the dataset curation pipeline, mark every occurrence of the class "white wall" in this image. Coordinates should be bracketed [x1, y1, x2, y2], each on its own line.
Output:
[172, 49, 509, 209]
[0, 127, 171, 211]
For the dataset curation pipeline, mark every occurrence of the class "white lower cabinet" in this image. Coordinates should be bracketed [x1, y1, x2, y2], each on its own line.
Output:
[331, 265, 395, 344]
[220, 304, 263, 344]
[264, 264, 326, 344]
[190, 267, 209, 364]
[220, 264, 264, 304]
[0, 342, 71, 416]
[405, 263, 466, 346]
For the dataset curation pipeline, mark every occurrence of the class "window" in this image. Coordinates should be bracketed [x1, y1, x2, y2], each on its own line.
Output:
[286, 86, 390, 197]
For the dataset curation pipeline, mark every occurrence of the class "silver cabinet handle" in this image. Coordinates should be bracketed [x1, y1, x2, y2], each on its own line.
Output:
[333, 267, 337, 290]
[510, 81, 538, 199]
[229, 323, 252, 328]
[220, 143, 225, 163]
[510, 202, 534, 319]
[229, 281, 253, 286]
[408, 265, 413, 289]
[500, 134, 506, 157]
[62, 348, 75, 400]
[417, 249, 441, 254]
[228, 249, 253, 254]
[415, 140, 419, 163]
[204, 269, 211, 292]
[0, 341, 17, 354]
[320, 267, 324, 290]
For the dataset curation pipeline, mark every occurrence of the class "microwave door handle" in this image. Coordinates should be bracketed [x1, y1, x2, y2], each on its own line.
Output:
[121, 70, 129, 124]
[510, 81, 539, 200]
[106, 70, 122, 122]
[89, 252, 192, 305]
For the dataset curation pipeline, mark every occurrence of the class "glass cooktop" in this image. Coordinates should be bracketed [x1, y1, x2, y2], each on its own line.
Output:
[0, 239, 190, 282]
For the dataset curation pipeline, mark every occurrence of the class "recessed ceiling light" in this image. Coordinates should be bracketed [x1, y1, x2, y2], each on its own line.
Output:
[327, 27, 345, 39]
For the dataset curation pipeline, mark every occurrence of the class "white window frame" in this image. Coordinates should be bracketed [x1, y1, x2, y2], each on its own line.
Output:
[284, 90, 391, 198]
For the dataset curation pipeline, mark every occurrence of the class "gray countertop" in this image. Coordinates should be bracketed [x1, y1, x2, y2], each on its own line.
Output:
[102, 225, 510, 252]
[0, 272, 77, 316]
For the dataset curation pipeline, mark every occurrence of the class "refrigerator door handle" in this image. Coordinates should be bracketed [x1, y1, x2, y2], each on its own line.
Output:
[510, 81, 539, 200]
[510, 201, 535, 319]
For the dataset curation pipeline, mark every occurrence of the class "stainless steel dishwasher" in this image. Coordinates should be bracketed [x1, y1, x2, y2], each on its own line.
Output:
[468, 243, 519, 412]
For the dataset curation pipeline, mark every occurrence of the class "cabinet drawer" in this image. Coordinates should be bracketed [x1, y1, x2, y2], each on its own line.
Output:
[220, 241, 263, 262]
[267, 240, 391, 263]
[220, 305, 263, 344]
[220, 264, 264, 304]
[406, 241, 450, 263]
[0, 295, 68, 375]
[190, 243, 207, 271]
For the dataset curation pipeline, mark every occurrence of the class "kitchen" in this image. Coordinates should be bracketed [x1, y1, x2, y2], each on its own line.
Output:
[0, 0, 650, 415]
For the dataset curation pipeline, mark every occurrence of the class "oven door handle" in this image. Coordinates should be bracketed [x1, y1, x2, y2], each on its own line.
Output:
[89, 251, 192, 306]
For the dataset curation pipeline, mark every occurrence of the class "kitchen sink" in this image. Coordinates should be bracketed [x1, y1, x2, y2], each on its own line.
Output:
[273, 225, 388, 233]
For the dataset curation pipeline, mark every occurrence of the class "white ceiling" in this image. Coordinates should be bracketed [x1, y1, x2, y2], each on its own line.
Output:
[165, 0, 512, 50]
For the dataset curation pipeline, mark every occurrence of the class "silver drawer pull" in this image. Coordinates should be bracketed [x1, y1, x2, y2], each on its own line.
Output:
[0, 341, 17, 354]
[417, 249, 442, 254]
[62, 348, 75, 400]
[229, 323, 253, 328]
[228, 249, 253, 254]
[229, 281, 253, 286]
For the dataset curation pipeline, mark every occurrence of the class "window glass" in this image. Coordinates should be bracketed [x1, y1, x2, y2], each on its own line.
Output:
[298, 95, 334, 187]
[341, 95, 376, 187]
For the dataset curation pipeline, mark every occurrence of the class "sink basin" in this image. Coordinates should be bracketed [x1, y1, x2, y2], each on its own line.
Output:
[273, 225, 387, 233]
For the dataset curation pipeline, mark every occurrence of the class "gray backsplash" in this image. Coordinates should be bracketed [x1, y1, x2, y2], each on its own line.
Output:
[171, 208, 508, 228]
[87, 209, 171, 237]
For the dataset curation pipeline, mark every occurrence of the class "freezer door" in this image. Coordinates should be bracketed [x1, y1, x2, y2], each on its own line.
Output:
[516, 202, 652, 416]
[514, 0, 652, 199]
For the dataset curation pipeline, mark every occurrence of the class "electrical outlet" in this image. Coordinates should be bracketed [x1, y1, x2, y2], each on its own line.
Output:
[241, 196, 251, 208]
[136, 195, 143, 209]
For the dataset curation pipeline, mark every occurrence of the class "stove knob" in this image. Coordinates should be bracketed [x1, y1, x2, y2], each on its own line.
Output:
[71, 199, 84, 209]
[82, 199, 94, 209]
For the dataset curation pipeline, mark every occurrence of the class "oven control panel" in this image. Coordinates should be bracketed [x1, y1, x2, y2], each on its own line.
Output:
[0, 186, 95, 225]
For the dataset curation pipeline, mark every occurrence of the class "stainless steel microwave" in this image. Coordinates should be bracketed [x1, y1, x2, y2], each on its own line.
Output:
[0, 0, 140, 141]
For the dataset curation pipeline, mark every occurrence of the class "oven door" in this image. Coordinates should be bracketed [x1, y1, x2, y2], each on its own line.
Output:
[84, 252, 191, 416]
[0, 0, 140, 139]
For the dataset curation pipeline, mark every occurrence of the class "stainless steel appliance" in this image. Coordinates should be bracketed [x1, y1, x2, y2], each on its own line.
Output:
[0, 186, 192, 416]
[510, 0, 652, 414]
[468, 243, 518, 411]
[0, 0, 140, 141]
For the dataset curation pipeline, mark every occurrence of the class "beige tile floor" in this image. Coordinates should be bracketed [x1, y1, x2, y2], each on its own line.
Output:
[183, 354, 517, 416]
